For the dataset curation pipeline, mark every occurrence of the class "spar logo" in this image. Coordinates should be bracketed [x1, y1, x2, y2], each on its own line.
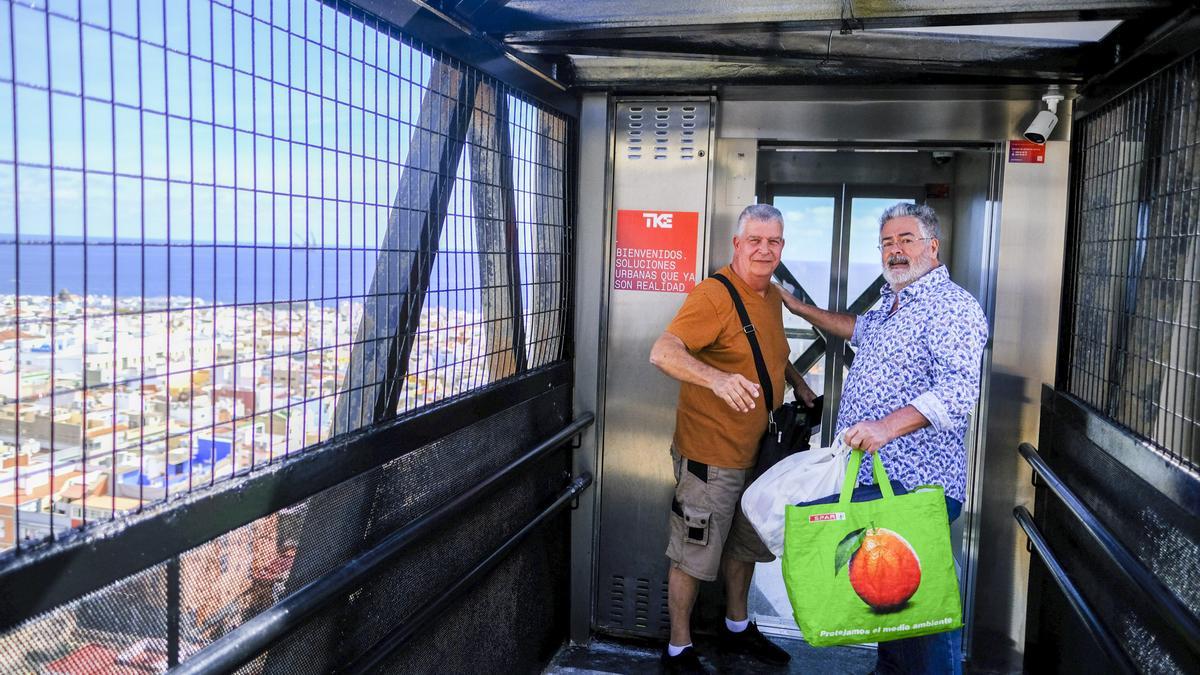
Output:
[642, 211, 673, 229]
[810, 512, 846, 523]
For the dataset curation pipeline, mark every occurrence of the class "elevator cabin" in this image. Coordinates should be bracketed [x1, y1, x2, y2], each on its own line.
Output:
[573, 92, 1071, 667]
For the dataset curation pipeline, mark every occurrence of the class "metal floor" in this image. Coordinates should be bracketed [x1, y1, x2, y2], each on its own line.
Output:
[544, 635, 877, 675]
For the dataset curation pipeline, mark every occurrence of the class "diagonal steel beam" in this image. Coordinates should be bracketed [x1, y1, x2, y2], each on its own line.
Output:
[794, 337, 827, 375]
[788, 273, 884, 373]
[333, 65, 477, 434]
[379, 74, 481, 419]
[271, 63, 478, 675]
[447, 0, 514, 24]
[848, 275, 886, 315]
[467, 82, 527, 381]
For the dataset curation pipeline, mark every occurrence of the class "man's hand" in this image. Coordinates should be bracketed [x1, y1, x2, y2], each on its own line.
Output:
[710, 372, 761, 413]
[776, 283, 810, 316]
[773, 283, 857, 341]
[793, 378, 817, 407]
[844, 419, 895, 453]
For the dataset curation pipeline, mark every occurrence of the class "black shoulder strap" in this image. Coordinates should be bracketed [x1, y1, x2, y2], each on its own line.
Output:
[711, 273, 774, 416]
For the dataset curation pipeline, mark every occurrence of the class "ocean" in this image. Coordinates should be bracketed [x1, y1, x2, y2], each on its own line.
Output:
[0, 241, 880, 312]
[0, 239, 484, 308]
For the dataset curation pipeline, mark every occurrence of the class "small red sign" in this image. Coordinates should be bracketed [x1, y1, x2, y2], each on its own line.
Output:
[613, 209, 699, 293]
[809, 512, 846, 523]
[925, 183, 951, 199]
[1009, 140, 1046, 164]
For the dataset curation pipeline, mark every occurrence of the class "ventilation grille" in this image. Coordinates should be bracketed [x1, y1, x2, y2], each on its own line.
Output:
[607, 574, 669, 635]
[608, 575, 625, 625]
[620, 104, 703, 161]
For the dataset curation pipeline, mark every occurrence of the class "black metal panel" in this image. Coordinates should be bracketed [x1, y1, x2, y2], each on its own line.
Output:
[1024, 388, 1200, 673]
[241, 383, 575, 675]
[0, 563, 170, 673]
[338, 474, 590, 674]
[1014, 506, 1137, 675]
[1020, 442, 1200, 654]
[168, 420, 590, 674]
[0, 363, 570, 632]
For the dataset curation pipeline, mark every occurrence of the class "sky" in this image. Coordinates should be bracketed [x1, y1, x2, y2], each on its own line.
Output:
[0, 0, 549, 250]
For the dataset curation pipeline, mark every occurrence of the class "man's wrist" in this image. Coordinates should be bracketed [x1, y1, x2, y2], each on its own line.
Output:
[879, 417, 897, 444]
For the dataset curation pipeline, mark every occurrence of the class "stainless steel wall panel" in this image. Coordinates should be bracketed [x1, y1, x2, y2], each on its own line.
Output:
[594, 99, 716, 637]
[971, 141, 1070, 671]
[709, 139, 759, 274]
[570, 93, 613, 645]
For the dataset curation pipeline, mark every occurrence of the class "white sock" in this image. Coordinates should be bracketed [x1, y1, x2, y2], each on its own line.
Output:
[725, 617, 750, 633]
[667, 643, 692, 657]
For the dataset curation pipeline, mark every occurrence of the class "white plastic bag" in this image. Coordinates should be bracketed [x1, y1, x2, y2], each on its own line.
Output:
[740, 440, 851, 556]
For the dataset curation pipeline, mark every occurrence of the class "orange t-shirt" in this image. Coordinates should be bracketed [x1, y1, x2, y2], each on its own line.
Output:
[665, 265, 789, 469]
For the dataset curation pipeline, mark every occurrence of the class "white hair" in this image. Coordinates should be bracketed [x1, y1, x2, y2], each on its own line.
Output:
[878, 202, 940, 241]
[735, 204, 784, 236]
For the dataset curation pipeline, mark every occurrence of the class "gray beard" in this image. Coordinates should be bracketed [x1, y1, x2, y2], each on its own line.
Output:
[882, 253, 935, 288]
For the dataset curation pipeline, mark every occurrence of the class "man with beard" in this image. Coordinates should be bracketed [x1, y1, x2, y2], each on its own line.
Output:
[650, 204, 815, 674]
[779, 202, 987, 675]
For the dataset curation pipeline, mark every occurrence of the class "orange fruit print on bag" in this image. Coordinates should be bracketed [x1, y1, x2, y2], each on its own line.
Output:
[837, 526, 922, 612]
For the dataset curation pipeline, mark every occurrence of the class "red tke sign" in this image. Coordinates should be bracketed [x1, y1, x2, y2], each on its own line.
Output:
[613, 210, 699, 293]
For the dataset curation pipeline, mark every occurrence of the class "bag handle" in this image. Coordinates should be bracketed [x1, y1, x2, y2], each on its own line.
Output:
[837, 449, 895, 507]
[711, 273, 775, 422]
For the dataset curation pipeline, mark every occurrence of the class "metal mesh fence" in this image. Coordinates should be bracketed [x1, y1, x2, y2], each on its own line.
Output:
[0, 380, 572, 674]
[1063, 50, 1200, 470]
[0, 0, 571, 554]
[0, 562, 169, 673]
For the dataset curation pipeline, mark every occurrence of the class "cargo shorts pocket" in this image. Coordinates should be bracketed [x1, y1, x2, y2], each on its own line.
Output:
[682, 505, 712, 546]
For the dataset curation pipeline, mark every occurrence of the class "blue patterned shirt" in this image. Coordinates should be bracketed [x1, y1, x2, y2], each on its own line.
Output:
[838, 265, 988, 502]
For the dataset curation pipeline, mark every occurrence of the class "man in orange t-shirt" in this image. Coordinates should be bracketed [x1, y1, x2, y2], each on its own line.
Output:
[650, 204, 815, 673]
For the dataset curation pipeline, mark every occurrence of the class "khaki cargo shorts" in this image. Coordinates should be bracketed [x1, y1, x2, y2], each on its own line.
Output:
[665, 445, 774, 582]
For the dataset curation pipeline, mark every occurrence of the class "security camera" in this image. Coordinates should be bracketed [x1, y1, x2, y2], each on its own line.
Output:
[931, 151, 954, 166]
[1024, 94, 1064, 145]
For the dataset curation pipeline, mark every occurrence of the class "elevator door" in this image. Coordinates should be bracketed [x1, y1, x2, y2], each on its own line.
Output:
[771, 187, 921, 445]
[745, 186, 923, 635]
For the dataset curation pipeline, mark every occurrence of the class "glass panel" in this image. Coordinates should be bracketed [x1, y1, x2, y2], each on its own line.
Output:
[772, 195, 834, 396]
[847, 196, 915, 308]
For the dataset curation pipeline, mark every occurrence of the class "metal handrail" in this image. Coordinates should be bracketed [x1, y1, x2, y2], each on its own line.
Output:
[339, 473, 593, 674]
[1019, 442, 1200, 654]
[171, 414, 594, 675]
[1014, 506, 1137, 675]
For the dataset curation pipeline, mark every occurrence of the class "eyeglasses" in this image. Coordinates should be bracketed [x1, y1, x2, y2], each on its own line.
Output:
[877, 236, 933, 252]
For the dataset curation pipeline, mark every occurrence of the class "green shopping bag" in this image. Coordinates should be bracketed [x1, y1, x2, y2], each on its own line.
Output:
[781, 449, 962, 647]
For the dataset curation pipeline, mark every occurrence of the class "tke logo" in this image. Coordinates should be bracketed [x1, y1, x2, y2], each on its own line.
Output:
[641, 212, 673, 229]
[809, 512, 846, 523]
